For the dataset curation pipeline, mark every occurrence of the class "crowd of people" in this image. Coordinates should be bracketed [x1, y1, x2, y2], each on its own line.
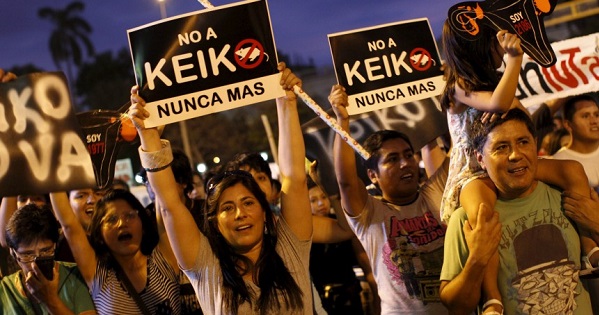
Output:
[0, 18, 598, 315]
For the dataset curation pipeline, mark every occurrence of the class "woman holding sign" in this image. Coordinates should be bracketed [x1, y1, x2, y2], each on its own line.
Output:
[128, 62, 313, 315]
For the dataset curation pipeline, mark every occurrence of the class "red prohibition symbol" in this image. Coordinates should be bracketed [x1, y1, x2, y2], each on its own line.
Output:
[409, 47, 434, 71]
[234, 39, 265, 69]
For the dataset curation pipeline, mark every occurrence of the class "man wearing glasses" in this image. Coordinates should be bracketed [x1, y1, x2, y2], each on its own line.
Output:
[1, 203, 96, 314]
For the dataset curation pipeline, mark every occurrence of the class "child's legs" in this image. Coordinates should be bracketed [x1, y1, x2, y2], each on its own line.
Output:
[460, 178, 503, 313]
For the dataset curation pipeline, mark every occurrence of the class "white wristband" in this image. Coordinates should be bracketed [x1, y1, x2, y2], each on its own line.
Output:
[138, 140, 173, 172]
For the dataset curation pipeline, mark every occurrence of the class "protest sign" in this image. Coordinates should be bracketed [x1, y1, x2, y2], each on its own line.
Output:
[127, 0, 284, 127]
[517, 32, 599, 108]
[0, 72, 95, 196]
[76, 104, 137, 189]
[447, 0, 558, 67]
[328, 18, 444, 115]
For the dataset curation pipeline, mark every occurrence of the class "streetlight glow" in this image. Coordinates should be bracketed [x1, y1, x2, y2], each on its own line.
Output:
[157, 0, 167, 19]
[260, 152, 268, 161]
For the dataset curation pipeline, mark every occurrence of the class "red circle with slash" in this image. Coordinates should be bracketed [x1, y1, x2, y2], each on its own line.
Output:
[409, 48, 433, 71]
[234, 39, 265, 69]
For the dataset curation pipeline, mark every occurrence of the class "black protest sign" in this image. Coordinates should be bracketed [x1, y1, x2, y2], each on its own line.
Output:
[328, 19, 444, 115]
[447, 0, 557, 67]
[128, 0, 284, 128]
[76, 104, 137, 190]
[0, 72, 95, 196]
[302, 97, 448, 196]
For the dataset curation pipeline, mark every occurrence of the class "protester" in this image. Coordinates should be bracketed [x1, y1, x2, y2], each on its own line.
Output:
[552, 94, 599, 193]
[50, 189, 182, 314]
[307, 177, 364, 315]
[306, 161, 378, 315]
[66, 188, 107, 232]
[539, 128, 570, 156]
[50, 188, 108, 264]
[226, 152, 354, 244]
[440, 19, 596, 313]
[551, 93, 599, 312]
[440, 18, 529, 313]
[224, 152, 351, 314]
[1, 204, 96, 314]
[330, 84, 449, 314]
[439, 108, 593, 314]
[129, 62, 313, 314]
[1, 196, 50, 277]
[189, 171, 207, 203]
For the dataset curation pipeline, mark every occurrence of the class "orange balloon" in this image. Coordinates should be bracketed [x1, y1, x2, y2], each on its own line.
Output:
[120, 117, 137, 142]
[534, 0, 551, 14]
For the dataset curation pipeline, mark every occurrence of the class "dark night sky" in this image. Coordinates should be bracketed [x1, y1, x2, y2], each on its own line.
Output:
[0, 0, 459, 72]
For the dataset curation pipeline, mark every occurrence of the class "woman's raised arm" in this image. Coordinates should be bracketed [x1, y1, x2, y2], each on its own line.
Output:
[129, 86, 202, 270]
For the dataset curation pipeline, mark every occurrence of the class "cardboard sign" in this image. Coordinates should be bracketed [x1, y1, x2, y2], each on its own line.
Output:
[0, 72, 95, 196]
[302, 96, 447, 196]
[127, 0, 284, 127]
[517, 33, 599, 108]
[76, 104, 137, 189]
[328, 18, 444, 115]
[448, 0, 558, 67]
[114, 158, 135, 188]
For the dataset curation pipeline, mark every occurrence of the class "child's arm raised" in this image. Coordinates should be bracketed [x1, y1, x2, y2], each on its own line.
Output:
[454, 31, 523, 113]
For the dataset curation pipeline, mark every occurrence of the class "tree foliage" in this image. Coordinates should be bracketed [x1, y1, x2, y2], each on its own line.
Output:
[75, 48, 135, 111]
[38, 1, 94, 91]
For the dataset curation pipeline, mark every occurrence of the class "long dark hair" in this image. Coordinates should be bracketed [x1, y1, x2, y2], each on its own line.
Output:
[440, 19, 502, 110]
[88, 189, 159, 264]
[204, 171, 303, 314]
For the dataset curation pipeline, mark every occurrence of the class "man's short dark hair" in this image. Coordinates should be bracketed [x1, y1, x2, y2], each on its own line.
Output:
[227, 152, 272, 180]
[563, 94, 599, 122]
[6, 204, 59, 250]
[472, 108, 536, 153]
[363, 130, 414, 171]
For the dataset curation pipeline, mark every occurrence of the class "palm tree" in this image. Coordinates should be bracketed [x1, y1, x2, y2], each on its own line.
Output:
[38, 1, 94, 88]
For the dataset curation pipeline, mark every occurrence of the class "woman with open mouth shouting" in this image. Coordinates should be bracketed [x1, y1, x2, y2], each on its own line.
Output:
[50, 188, 182, 314]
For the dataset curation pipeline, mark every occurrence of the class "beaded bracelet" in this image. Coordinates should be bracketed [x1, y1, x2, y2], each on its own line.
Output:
[138, 140, 173, 172]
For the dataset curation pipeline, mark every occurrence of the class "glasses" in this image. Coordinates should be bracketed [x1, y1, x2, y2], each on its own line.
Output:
[102, 210, 139, 227]
[205, 170, 254, 194]
[13, 244, 56, 263]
